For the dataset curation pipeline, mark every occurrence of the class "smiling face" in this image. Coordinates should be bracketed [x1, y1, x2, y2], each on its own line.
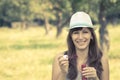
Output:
[71, 27, 92, 50]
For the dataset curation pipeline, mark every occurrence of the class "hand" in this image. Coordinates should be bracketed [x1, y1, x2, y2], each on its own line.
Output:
[82, 67, 98, 79]
[58, 55, 69, 74]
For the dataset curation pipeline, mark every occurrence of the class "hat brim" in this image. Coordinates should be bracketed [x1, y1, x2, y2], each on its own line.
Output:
[69, 25, 93, 29]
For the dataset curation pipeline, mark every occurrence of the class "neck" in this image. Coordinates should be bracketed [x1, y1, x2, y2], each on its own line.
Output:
[76, 47, 89, 62]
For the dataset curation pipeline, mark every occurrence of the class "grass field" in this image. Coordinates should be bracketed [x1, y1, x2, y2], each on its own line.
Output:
[0, 25, 120, 80]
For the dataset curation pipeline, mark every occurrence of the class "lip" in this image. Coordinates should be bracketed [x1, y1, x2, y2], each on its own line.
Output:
[76, 40, 86, 46]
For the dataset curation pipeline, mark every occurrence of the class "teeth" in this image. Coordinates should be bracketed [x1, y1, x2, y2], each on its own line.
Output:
[76, 41, 85, 45]
[77, 41, 85, 43]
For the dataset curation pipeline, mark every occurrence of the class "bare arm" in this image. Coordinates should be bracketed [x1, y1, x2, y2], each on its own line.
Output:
[82, 54, 109, 80]
[101, 54, 109, 80]
[52, 53, 68, 80]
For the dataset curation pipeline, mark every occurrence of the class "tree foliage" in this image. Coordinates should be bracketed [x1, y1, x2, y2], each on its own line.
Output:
[0, 0, 120, 53]
[0, 0, 119, 26]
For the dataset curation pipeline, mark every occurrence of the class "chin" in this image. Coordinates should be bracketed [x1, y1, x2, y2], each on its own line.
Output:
[76, 46, 89, 50]
[77, 48, 87, 50]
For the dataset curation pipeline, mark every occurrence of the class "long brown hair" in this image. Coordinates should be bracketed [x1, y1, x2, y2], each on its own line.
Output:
[66, 27, 103, 80]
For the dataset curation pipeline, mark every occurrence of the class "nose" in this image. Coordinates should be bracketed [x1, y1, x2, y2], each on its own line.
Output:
[77, 32, 83, 39]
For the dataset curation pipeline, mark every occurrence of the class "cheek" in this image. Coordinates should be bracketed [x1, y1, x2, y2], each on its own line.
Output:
[71, 37, 75, 44]
[71, 35, 75, 40]
[87, 34, 92, 39]
[85, 35, 92, 43]
[71, 36, 76, 43]
[87, 36, 92, 43]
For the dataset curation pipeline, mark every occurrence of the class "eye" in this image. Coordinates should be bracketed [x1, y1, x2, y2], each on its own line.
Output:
[72, 31, 79, 34]
[83, 30, 89, 33]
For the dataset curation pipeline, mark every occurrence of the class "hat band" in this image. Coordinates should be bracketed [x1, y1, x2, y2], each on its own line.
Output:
[70, 23, 93, 29]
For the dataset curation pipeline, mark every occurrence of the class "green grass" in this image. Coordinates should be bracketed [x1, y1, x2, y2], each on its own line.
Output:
[0, 25, 120, 80]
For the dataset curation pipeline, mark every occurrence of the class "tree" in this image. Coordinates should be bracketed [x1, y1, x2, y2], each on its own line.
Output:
[30, 0, 55, 35]
[51, 0, 72, 37]
[0, 0, 33, 28]
[98, 0, 120, 54]
[0, 0, 20, 27]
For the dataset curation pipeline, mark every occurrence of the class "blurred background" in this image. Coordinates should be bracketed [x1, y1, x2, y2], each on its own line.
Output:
[0, 0, 120, 80]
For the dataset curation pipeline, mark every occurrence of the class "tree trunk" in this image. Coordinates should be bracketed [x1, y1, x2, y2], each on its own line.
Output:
[56, 12, 71, 38]
[56, 12, 62, 38]
[21, 21, 28, 30]
[44, 17, 50, 35]
[98, 0, 110, 54]
[56, 25, 62, 38]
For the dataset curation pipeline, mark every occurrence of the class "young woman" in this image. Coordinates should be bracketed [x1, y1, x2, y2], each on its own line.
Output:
[52, 11, 109, 80]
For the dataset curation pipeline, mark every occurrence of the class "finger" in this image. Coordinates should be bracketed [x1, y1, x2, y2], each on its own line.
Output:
[82, 72, 97, 79]
[58, 58, 68, 65]
[82, 72, 94, 76]
[82, 68, 97, 78]
[83, 67, 95, 71]
[58, 57, 68, 65]
[59, 60, 69, 66]
[84, 74, 97, 78]
[82, 69, 94, 74]
[58, 55, 64, 60]
[58, 55, 69, 68]
[82, 67, 96, 76]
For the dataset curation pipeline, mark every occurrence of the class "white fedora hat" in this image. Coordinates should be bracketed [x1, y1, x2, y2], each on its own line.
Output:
[69, 11, 94, 29]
